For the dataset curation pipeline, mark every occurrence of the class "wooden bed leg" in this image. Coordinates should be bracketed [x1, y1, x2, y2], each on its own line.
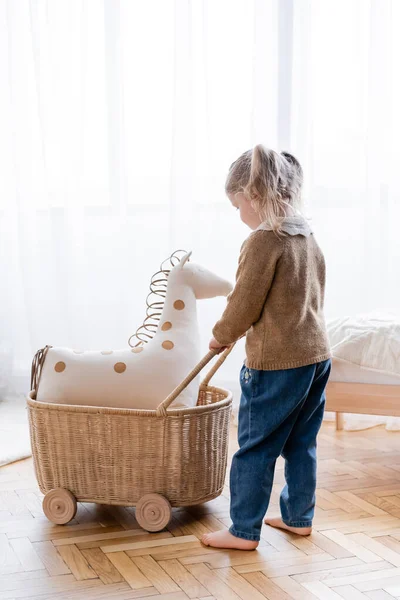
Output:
[335, 412, 344, 431]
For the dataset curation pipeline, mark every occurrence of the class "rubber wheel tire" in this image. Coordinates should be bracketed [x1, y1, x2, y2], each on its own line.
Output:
[42, 488, 77, 525]
[135, 493, 172, 532]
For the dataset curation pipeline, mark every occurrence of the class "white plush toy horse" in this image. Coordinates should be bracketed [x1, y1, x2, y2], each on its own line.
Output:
[34, 251, 232, 410]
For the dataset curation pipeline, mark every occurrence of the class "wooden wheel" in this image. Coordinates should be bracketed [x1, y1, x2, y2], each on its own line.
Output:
[42, 488, 77, 525]
[135, 493, 172, 532]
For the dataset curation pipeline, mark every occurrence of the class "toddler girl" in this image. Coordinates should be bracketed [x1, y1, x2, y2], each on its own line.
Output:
[202, 145, 331, 550]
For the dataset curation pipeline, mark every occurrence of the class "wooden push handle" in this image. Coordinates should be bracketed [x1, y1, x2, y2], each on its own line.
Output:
[200, 343, 235, 387]
[156, 344, 235, 417]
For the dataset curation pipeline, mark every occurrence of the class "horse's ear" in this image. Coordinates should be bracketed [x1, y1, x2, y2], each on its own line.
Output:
[179, 251, 192, 268]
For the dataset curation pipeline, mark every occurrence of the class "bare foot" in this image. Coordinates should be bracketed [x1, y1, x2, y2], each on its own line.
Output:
[201, 529, 258, 550]
[264, 516, 312, 536]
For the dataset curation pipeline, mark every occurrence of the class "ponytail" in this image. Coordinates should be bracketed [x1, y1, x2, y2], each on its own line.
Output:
[225, 144, 303, 234]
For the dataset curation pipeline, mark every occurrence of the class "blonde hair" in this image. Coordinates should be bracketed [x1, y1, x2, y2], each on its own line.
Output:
[225, 144, 303, 234]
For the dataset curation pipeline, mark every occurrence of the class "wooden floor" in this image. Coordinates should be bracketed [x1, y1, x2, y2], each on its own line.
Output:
[2, 423, 400, 599]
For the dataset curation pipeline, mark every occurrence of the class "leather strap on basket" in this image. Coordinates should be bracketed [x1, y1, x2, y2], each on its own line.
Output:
[31, 345, 52, 393]
[156, 343, 235, 417]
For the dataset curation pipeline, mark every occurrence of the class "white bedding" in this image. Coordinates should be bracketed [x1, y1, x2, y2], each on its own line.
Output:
[330, 357, 400, 385]
[327, 312, 400, 379]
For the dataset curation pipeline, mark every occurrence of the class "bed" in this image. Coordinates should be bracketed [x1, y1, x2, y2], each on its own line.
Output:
[326, 358, 400, 430]
[325, 314, 400, 430]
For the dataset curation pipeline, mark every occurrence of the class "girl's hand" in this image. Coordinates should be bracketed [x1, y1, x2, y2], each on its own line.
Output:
[209, 337, 228, 354]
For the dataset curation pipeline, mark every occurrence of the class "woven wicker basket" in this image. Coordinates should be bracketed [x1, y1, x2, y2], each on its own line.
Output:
[27, 347, 233, 531]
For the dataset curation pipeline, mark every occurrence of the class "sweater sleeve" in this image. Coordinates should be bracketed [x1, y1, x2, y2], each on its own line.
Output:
[212, 230, 283, 346]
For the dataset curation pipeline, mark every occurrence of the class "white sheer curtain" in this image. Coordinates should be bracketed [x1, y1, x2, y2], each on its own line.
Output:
[291, 0, 400, 430]
[292, 0, 400, 321]
[1, 0, 399, 405]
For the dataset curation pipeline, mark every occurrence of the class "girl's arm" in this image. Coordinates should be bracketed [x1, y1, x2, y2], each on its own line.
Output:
[212, 230, 283, 347]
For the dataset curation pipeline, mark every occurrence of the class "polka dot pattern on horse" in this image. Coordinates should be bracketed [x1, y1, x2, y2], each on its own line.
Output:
[173, 300, 185, 310]
[101, 350, 113, 355]
[162, 341, 174, 350]
[161, 321, 172, 331]
[114, 362, 126, 373]
[131, 347, 144, 353]
[54, 362, 66, 373]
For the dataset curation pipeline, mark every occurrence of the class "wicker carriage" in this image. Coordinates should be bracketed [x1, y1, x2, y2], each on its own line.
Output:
[27, 347, 233, 532]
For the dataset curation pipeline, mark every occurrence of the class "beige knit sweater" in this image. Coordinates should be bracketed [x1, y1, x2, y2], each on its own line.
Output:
[213, 218, 331, 370]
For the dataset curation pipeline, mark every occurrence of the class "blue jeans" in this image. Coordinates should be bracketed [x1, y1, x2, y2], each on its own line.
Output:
[229, 359, 331, 541]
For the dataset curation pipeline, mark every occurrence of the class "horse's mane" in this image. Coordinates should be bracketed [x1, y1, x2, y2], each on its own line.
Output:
[128, 250, 188, 348]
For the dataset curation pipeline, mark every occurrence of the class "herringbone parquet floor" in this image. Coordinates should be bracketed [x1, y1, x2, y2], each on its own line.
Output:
[2, 422, 400, 599]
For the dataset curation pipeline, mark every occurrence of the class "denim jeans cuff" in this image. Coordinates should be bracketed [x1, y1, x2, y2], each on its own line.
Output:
[229, 525, 260, 542]
[282, 519, 312, 528]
